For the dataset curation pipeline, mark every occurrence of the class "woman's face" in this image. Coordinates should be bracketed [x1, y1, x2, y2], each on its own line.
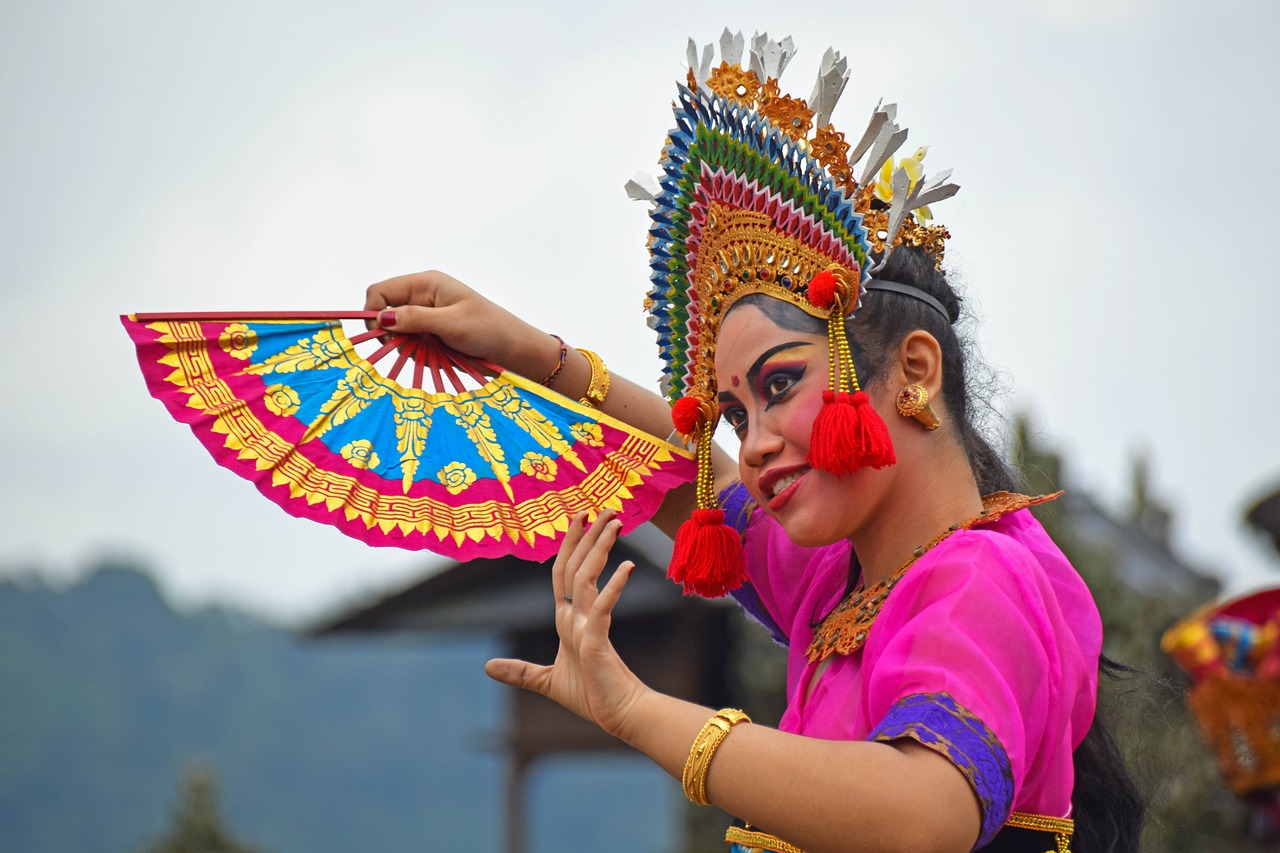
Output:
[714, 302, 891, 547]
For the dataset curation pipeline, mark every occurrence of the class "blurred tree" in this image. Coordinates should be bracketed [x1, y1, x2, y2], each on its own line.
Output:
[1014, 417, 1258, 852]
[143, 768, 264, 853]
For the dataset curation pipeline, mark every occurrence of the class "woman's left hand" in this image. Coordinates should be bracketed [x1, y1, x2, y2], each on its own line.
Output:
[484, 510, 651, 741]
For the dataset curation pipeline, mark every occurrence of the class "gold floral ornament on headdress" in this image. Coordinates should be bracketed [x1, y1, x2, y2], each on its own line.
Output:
[813, 125, 854, 193]
[627, 29, 962, 597]
[760, 92, 815, 141]
[707, 62, 761, 105]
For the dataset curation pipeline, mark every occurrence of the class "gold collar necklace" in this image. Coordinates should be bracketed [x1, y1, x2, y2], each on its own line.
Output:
[805, 492, 1061, 664]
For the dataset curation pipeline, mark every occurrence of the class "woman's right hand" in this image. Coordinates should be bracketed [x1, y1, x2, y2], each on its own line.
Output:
[484, 509, 651, 741]
[364, 270, 719, 542]
[364, 270, 560, 379]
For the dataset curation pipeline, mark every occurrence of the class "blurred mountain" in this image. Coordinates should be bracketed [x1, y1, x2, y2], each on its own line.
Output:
[0, 561, 509, 852]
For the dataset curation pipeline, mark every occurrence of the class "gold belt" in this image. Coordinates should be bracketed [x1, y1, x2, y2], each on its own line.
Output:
[725, 811, 1075, 853]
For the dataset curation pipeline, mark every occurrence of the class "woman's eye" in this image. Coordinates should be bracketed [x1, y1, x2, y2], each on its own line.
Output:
[764, 370, 800, 402]
[722, 407, 747, 435]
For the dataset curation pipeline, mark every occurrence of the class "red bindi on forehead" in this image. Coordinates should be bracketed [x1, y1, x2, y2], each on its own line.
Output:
[730, 375, 741, 387]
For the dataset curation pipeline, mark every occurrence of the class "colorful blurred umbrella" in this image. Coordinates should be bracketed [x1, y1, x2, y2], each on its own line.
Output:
[122, 312, 695, 561]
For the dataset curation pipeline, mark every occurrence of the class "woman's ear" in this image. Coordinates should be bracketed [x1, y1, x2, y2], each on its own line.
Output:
[896, 330, 944, 392]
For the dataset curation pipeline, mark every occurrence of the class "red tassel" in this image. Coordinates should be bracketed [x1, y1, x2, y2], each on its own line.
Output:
[807, 390, 896, 475]
[666, 508, 747, 598]
[807, 270, 840, 310]
[671, 395, 704, 436]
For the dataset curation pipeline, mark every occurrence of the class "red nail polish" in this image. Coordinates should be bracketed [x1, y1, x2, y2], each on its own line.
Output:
[379, 310, 397, 327]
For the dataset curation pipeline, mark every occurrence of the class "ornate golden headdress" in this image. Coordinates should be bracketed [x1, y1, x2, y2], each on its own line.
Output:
[629, 31, 959, 596]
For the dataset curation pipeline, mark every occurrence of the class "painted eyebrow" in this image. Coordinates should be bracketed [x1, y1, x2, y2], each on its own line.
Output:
[718, 341, 814, 404]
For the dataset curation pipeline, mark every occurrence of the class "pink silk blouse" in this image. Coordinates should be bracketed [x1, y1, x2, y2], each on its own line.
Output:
[729, 497, 1101, 841]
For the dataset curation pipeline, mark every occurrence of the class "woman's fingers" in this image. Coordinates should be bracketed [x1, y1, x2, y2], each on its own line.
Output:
[364, 271, 470, 340]
[552, 512, 587, 606]
[584, 560, 634, 648]
[560, 510, 605, 598]
[562, 510, 618, 607]
[364, 271, 441, 312]
[373, 303, 453, 335]
[484, 658, 552, 695]
[364, 273, 434, 333]
[360, 270, 563, 379]
[593, 560, 634, 618]
[572, 518, 622, 607]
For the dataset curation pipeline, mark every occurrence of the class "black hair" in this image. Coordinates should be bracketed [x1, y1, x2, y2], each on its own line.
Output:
[854, 248, 1145, 852]
[1071, 657, 1147, 853]
[848, 246, 1018, 495]
[729, 247, 1145, 851]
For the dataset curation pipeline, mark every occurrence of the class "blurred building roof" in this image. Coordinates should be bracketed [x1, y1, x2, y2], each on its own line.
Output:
[310, 523, 728, 636]
[1061, 489, 1219, 600]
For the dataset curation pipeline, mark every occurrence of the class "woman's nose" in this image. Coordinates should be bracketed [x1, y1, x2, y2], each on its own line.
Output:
[740, 418, 784, 468]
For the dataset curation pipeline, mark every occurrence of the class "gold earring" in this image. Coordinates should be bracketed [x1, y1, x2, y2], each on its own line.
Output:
[896, 384, 941, 430]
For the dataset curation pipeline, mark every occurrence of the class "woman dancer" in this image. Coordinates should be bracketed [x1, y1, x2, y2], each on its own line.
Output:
[364, 36, 1143, 853]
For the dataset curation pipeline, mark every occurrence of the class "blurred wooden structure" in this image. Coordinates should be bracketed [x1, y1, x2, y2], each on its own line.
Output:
[312, 524, 781, 853]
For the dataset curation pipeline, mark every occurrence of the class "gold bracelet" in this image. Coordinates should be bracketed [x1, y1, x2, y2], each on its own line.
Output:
[681, 708, 750, 806]
[724, 826, 806, 853]
[576, 347, 610, 408]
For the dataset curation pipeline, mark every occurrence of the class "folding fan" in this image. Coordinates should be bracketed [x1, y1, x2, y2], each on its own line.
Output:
[122, 311, 695, 561]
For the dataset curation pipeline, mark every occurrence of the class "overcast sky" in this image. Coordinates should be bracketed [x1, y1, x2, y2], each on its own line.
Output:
[3, 0, 1277, 625]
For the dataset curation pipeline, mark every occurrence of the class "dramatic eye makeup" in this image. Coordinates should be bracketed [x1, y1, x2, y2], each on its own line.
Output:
[746, 343, 813, 396]
[759, 361, 806, 405]
[718, 342, 814, 434]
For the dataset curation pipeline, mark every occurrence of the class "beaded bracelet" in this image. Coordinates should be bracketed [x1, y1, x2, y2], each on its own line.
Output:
[681, 708, 751, 806]
[539, 334, 568, 387]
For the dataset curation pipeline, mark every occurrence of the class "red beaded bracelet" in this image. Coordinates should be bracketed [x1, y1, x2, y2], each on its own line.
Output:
[540, 334, 568, 386]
